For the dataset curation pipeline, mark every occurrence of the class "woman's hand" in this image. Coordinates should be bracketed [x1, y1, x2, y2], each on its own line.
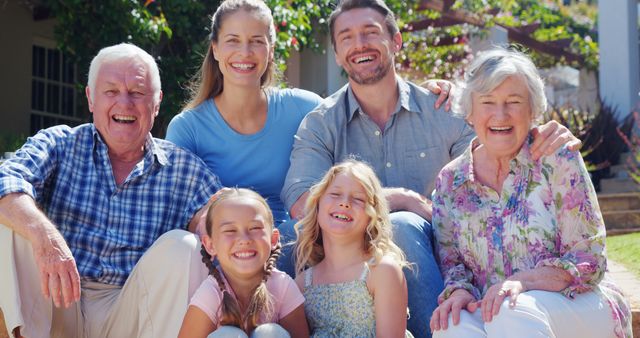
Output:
[430, 289, 476, 331]
[480, 280, 526, 323]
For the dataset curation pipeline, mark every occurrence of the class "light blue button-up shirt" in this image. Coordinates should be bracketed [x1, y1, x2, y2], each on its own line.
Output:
[282, 77, 474, 211]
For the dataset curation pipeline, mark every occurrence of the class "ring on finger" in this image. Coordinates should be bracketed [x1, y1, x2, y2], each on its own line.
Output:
[497, 289, 507, 296]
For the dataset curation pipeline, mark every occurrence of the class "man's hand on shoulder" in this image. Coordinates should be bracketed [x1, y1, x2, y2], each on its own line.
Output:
[421, 79, 454, 111]
[530, 120, 581, 160]
[383, 187, 433, 222]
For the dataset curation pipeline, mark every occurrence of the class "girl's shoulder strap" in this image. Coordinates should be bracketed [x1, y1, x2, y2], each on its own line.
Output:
[304, 267, 314, 288]
[359, 258, 375, 281]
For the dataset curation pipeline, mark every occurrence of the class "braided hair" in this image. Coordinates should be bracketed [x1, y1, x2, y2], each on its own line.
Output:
[200, 188, 281, 333]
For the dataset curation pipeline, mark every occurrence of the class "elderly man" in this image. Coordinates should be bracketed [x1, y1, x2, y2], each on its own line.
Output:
[0, 43, 220, 338]
[279, 0, 580, 337]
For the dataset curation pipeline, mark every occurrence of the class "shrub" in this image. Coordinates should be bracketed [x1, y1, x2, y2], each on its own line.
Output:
[545, 102, 631, 191]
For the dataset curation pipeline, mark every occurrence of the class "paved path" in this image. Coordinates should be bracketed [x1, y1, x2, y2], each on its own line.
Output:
[608, 260, 640, 336]
[609, 260, 640, 308]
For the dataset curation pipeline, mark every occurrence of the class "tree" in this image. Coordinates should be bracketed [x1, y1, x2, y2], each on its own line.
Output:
[394, 0, 598, 83]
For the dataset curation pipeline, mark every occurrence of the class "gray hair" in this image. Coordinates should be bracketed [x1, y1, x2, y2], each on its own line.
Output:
[453, 47, 547, 122]
[87, 43, 161, 103]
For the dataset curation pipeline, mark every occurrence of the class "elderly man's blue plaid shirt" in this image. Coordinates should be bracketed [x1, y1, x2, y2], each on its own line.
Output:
[0, 124, 221, 286]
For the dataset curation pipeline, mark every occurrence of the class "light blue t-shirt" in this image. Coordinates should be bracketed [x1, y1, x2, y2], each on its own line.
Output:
[166, 88, 322, 223]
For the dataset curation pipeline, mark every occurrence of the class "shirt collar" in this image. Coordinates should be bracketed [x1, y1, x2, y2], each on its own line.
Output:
[451, 133, 534, 191]
[397, 76, 419, 113]
[345, 76, 418, 122]
[450, 138, 476, 191]
[90, 124, 169, 167]
[513, 133, 534, 166]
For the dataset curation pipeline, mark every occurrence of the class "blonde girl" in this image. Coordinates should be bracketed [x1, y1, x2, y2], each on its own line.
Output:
[294, 160, 413, 337]
[179, 188, 308, 338]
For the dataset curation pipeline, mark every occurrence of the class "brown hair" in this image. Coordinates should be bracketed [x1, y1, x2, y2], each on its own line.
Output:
[183, 0, 279, 111]
[328, 0, 399, 50]
[200, 188, 281, 333]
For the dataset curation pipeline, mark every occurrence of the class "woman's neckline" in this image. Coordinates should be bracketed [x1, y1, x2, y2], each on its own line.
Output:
[209, 88, 274, 139]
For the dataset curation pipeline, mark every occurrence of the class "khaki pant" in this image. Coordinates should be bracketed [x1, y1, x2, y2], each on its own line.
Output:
[0, 226, 208, 338]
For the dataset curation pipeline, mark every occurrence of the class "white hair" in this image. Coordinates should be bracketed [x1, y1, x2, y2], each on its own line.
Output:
[87, 43, 161, 102]
[453, 47, 548, 122]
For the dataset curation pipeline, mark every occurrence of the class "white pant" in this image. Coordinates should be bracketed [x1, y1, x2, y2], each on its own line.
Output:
[0, 226, 208, 338]
[433, 290, 617, 338]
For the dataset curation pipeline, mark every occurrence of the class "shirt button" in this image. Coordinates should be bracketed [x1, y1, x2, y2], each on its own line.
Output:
[386, 162, 392, 168]
[420, 152, 426, 158]
[374, 130, 381, 136]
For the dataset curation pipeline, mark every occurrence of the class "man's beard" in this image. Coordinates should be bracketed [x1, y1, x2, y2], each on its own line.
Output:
[344, 56, 393, 85]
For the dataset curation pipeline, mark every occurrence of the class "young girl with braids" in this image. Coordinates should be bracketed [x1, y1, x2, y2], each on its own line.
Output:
[179, 188, 308, 338]
[294, 160, 413, 337]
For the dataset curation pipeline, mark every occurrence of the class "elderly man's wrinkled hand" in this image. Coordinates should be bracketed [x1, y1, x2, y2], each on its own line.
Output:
[32, 230, 80, 308]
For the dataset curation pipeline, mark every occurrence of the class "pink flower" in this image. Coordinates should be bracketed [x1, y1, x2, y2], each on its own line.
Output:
[563, 188, 585, 210]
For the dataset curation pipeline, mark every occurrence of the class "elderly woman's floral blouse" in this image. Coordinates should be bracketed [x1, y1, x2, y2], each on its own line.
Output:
[432, 136, 632, 338]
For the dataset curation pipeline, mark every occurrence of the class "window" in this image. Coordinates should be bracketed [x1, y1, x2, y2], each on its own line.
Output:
[31, 45, 85, 134]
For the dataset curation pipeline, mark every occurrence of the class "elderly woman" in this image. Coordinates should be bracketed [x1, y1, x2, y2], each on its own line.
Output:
[429, 48, 632, 338]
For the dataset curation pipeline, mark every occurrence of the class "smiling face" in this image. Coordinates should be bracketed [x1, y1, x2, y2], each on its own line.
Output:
[212, 9, 274, 89]
[86, 57, 161, 154]
[203, 197, 278, 280]
[332, 8, 401, 85]
[317, 172, 371, 241]
[469, 75, 533, 159]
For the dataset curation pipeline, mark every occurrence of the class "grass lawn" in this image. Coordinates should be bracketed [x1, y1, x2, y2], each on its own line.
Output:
[607, 232, 640, 279]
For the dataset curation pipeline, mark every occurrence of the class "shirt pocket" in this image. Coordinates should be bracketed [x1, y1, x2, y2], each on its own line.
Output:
[404, 146, 445, 195]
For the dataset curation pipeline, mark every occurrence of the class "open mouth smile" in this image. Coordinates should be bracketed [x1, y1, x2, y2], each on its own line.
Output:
[331, 212, 353, 222]
[233, 250, 257, 259]
[231, 62, 256, 71]
[349, 50, 378, 65]
[113, 114, 136, 124]
[489, 126, 513, 133]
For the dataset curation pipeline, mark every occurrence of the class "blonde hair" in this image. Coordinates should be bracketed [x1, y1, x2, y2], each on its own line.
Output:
[294, 159, 408, 275]
[183, 0, 278, 111]
[200, 188, 281, 333]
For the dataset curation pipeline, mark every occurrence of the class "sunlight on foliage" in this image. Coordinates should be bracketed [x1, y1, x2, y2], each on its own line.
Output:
[42, 0, 599, 135]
